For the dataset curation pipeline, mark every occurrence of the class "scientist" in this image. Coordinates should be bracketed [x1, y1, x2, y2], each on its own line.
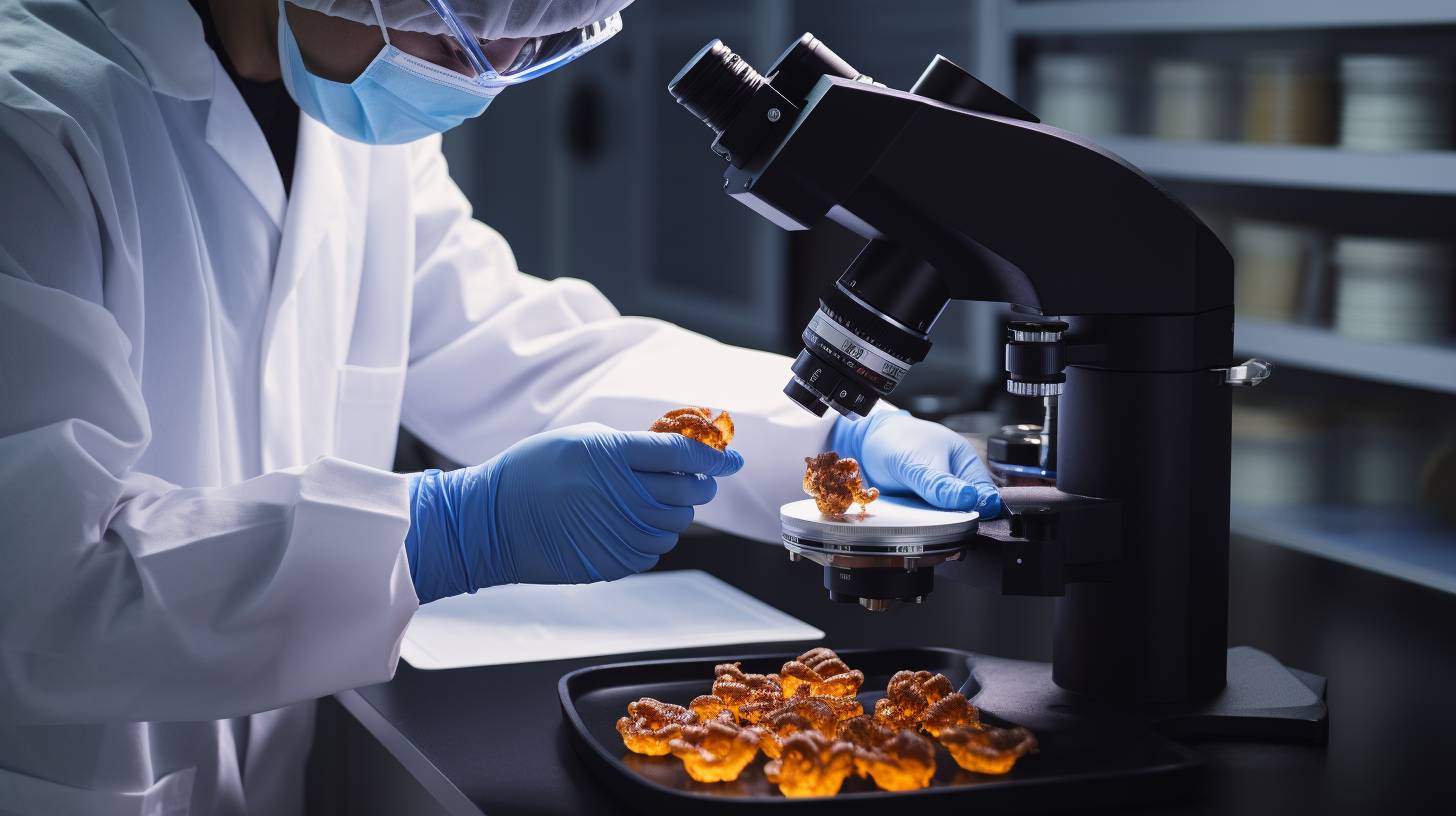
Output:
[0, 0, 1001, 813]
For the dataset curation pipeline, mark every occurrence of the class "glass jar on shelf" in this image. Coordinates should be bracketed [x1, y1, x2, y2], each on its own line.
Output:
[1242, 52, 1335, 146]
[1339, 54, 1454, 152]
[1033, 52, 1129, 138]
[1332, 236, 1454, 343]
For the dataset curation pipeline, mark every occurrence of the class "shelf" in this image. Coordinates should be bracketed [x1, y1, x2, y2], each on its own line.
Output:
[1008, 0, 1456, 35]
[1094, 137, 1456, 196]
[1232, 504, 1456, 595]
[1234, 319, 1456, 394]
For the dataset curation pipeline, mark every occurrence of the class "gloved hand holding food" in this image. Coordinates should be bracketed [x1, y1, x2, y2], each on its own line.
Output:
[405, 421, 744, 603]
[829, 410, 1002, 517]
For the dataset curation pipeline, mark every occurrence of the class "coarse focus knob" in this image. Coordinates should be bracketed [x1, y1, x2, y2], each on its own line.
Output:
[1008, 320, 1068, 343]
[1006, 380, 1063, 397]
[1005, 320, 1069, 397]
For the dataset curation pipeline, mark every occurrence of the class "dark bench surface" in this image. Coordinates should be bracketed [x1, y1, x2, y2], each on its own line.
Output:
[348, 529, 1456, 814]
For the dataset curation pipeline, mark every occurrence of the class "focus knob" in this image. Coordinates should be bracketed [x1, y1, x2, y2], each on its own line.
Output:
[1005, 320, 1068, 397]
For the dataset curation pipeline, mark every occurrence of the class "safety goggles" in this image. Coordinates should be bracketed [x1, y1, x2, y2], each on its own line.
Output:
[422, 0, 623, 86]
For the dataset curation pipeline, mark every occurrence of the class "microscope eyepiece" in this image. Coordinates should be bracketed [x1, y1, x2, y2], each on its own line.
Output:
[667, 37, 947, 420]
[668, 40, 766, 136]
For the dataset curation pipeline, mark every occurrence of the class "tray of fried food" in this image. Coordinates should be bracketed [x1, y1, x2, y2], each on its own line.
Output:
[568, 646, 1202, 810]
[616, 649, 864, 777]
[611, 649, 1037, 792]
[802, 451, 879, 516]
[650, 406, 735, 451]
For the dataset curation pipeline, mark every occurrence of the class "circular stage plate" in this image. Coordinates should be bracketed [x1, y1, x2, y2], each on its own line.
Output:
[780, 496, 979, 547]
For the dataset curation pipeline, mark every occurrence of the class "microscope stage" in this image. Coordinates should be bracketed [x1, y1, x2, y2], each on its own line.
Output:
[779, 496, 979, 547]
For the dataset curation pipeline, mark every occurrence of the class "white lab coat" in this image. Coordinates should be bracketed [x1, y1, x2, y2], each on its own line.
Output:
[0, 1, 834, 813]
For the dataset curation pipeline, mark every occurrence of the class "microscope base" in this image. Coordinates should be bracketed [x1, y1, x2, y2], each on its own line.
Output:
[967, 646, 1328, 743]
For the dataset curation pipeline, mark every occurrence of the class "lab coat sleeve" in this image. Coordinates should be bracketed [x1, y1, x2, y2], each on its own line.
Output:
[401, 136, 837, 542]
[0, 110, 416, 724]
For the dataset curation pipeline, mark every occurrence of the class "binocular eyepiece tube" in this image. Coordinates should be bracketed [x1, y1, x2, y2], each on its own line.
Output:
[670, 39, 949, 420]
[667, 40, 767, 137]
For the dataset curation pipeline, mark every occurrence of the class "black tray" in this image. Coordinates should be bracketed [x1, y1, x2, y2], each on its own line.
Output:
[559, 647, 1202, 813]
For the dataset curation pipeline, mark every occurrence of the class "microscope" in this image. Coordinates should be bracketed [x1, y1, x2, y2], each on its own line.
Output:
[669, 36, 1326, 741]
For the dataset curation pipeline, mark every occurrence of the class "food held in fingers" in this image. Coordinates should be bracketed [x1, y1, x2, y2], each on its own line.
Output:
[873, 670, 955, 729]
[650, 407, 735, 450]
[764, 731, 858, 798]
[778, 647, 866, 698]
[617, 698, 699, 756]
[668, 719, 762, 783]
[802, 452, 879, 515]
[937, 725, 1038, 775]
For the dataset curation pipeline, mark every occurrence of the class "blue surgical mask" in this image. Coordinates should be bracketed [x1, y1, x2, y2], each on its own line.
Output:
[277, 0, 500, 145]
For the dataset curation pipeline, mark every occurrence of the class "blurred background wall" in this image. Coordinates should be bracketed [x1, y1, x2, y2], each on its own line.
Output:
[435, 0, 1456, 596]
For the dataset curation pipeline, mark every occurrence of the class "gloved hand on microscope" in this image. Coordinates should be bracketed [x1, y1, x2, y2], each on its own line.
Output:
[832, 410, 1002, 518]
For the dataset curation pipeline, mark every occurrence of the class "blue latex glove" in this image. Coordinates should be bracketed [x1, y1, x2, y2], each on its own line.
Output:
[830, 410, 1002, 517]
[404, 422, 744, 603]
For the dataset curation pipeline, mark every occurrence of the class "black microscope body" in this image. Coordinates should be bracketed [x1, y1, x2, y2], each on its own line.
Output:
[669, 36, 1326, 741]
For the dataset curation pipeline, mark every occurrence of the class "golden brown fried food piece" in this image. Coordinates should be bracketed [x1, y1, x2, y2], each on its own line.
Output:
[748, 694, 841, 760]
[617, 698, 699, 756]
[802, 452, 879, 515]
[746, 686, 865, 758]
[668, 719, 761, 783]
[920, 692, 981, 737]
[937, 725, 1037, 775]
[764, 694, 841, 739]
[689, 694, 733, 723]
[740, 686, 864, 743]
[833, 715, 937, 792]
[764, 731, 857, 798]
[860, 728, 937, 791]
[835, 714, 893, 749]
[710, 663, 783, 720]
[746, 724, 783, 759]
[650, 407, 735, 451]
[873, 670, 956, 730]
[778, 647, 866, 699]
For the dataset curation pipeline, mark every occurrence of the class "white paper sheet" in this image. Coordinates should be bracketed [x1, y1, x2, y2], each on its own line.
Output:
[400, 570, 824, 670]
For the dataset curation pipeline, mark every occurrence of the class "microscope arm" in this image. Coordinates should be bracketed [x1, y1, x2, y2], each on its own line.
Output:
[730, 75, 1232, 317]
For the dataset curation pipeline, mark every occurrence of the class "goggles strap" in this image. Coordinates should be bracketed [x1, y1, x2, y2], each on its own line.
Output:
[368, 0, 393, 47]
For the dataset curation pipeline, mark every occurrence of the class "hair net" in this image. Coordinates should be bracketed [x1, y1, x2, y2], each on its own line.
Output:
[285, 0, 635, 40]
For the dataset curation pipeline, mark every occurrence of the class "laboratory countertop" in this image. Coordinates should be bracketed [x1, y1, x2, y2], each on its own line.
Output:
[341, 529, 1456, 815]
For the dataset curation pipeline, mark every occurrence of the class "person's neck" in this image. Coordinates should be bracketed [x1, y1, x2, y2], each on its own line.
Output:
[209, 0, 282, 82]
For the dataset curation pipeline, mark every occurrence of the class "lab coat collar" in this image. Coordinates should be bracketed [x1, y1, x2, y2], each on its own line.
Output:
[82, 0, 215, 101]
[85, 0, 291, 227]
[205, 60, 288, 227]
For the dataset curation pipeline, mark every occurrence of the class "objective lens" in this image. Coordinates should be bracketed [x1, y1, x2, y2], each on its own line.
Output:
[783, 242, 945, 419]
[668, 40, 765, 136]
[783, 376, 829, 417]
